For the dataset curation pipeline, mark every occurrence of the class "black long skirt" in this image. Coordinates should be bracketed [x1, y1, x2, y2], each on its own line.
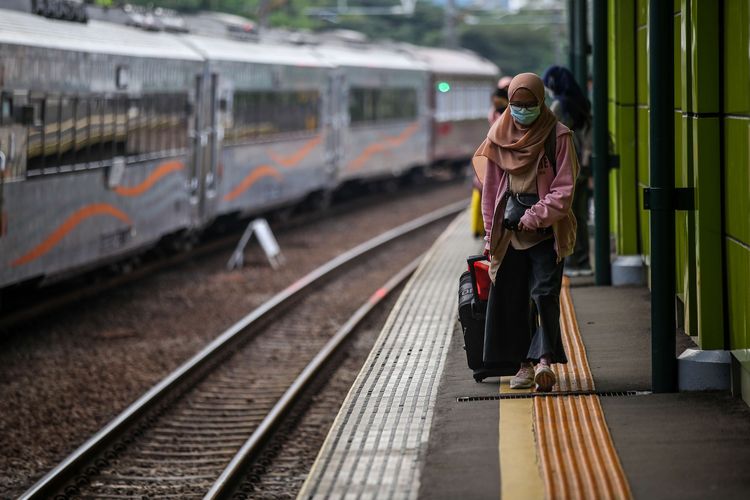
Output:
[483, 239, 568, 374]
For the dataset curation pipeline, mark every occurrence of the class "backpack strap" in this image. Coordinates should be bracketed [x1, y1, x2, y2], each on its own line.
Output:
[544, 126, 557, 177]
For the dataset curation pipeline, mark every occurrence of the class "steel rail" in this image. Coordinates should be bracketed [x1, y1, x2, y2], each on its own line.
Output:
[20, 199, 467, 500]
[204, 255, 422, 499]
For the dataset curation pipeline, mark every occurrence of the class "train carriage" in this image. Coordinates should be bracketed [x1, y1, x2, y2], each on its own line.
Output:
[180, 34, 334, 220]
[0, 3, 499, 294]
[0, 7, 204, 289]
[407, 46, 498, 167]
[314, 40, 430, 185]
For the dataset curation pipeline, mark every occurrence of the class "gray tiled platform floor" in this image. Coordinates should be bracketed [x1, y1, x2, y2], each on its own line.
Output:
[298, 210, 479, 499]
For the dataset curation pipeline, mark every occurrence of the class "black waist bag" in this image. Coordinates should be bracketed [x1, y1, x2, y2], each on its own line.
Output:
[503, 192, 550, 232]
[501, 127, 558, 235]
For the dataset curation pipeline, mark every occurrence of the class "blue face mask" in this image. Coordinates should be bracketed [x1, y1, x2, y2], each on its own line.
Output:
[510, 105, 541, 125]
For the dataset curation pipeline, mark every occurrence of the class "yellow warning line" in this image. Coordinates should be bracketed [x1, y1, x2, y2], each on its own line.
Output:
[530, 279, 632, 500]
[498, 399, 545, 500]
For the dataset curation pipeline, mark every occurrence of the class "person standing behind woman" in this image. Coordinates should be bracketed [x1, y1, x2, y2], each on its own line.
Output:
[472, 77, 511, 238]
[472, 73, 579, 391]
[542, 65, 593, 276]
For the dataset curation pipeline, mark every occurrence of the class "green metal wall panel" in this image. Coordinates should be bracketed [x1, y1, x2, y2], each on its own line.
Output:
[636, 2, 648, 260]
[610, 0, 636, 105]
[637, 106, 650, 259]
[727, 240, 750, 349]
[692, 117, 725, 349]
[690, 0, 720, 113]
[608, 0, 618, 101]
[616, 106, 639, 255]
[681, 112, 699, 337]
[675, 113, 687, 307]
[607, 0, 639, 256]
[725, 117, 750, 245]
[637, 27, 648, 106]
[674, 12, 682, 108]
[723, 0, 750, 350]
[637, 0, 649, 27]
[723, 0, 750, 113]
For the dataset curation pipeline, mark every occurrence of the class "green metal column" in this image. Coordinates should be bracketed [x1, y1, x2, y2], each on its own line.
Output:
[568, 0, 576, 73]
[648, 0, 678, 392]
[592, 0, 611, 286]
[574, 0, 588, 87]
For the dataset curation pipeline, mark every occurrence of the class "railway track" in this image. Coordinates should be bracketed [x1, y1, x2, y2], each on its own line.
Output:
[20, 201, 465, 499]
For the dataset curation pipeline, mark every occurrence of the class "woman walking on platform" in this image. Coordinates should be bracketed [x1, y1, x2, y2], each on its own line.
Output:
[472, 73, 579, 392]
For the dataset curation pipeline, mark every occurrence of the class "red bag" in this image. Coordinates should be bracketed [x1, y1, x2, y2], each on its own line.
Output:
[467, 256, 491, 301]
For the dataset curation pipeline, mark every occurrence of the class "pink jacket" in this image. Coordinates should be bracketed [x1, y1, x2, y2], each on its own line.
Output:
[480, 122, 578, 279]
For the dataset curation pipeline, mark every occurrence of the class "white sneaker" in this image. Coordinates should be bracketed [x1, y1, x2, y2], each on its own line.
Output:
[564, 268, 582, 278]
[534, 364, 557, 392]
[510, 365, 535, 389]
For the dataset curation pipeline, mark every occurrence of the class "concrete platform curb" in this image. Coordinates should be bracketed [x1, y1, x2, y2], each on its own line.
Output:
[678, 348, 731, 391]
[611, 255, 647, 286]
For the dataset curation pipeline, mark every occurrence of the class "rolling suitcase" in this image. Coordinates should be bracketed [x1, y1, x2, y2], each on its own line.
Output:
[458, 255, 495, 382]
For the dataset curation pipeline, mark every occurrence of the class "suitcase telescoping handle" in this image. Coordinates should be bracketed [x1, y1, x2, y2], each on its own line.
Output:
[466, 254, 489, 299]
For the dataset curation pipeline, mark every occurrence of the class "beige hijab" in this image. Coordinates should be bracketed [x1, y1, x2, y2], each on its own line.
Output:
[473, 72, 557, 183]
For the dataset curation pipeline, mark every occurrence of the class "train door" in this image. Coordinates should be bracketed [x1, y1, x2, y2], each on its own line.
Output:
[0, 91, 26, 237]
[201, 72, 225, 222]
[326, 72, 345, 179]
[190, 71, 223, 226]
[189, 73, 206, 225]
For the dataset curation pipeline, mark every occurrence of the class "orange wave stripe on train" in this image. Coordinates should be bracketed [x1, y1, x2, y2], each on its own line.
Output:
[113, 160, 185, 197]
[11, 204, 132, 267]
[267, 135, 322, 168]
[347, 122, 420, 171]
[222, 165, 284, 202]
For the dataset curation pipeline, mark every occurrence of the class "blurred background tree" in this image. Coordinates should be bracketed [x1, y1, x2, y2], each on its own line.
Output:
[123, 0, 566, 76]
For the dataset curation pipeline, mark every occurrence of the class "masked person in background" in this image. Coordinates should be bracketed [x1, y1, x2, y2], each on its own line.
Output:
[487, 76, 512, 125]
[473, 73, 579, 391]
[542, 65, 593, 277]
[472, 77, 512, 238]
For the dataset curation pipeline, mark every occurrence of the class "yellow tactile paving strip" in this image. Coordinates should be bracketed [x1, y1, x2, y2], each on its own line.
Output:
[534, 395, 631, 500]
[499, 277, 632, 500]
[554, 277, 595, 392]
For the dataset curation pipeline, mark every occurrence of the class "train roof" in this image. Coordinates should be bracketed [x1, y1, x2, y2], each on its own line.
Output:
[405, 46, 499, 78]
[0, 8, 203, 61]
[0, 7, 495, 76]
[180, 34, 331, 68]
[312, 43, 426, 72]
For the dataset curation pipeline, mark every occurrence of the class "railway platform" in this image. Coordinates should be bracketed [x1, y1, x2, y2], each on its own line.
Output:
[299, 210, 750, 500]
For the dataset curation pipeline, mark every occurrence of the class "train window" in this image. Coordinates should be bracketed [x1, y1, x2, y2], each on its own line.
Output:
[26, 97, 44, 172]
[127, 96, 142, 157]
[74, 97, 89, 163]
[89, 97, 104, 164]
[23, 91, 189, 176]
[0, 94, 11, 125]
[227, 90, 319, 144]
[176, 94, 188, 150]
[141, 96, 153, 156]
[349, 87, 417, 124]
[59, 97, 75, 166]
[103, 98, 116, 160]
[43, 96, 61, 170]
[114, 96, 127, 156]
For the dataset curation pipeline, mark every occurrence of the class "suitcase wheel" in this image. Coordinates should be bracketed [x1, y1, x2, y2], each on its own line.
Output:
[473, 374, 485, 383]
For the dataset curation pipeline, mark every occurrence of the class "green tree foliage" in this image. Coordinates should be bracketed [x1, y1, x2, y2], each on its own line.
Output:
[459, 23, 562, 77]
[124, 0, 562, 77]
[328, 3, 446, 47]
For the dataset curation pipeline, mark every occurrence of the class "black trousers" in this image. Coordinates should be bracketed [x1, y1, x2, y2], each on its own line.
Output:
[566, 177, 591, 268]
[483, 238, 567, 372]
